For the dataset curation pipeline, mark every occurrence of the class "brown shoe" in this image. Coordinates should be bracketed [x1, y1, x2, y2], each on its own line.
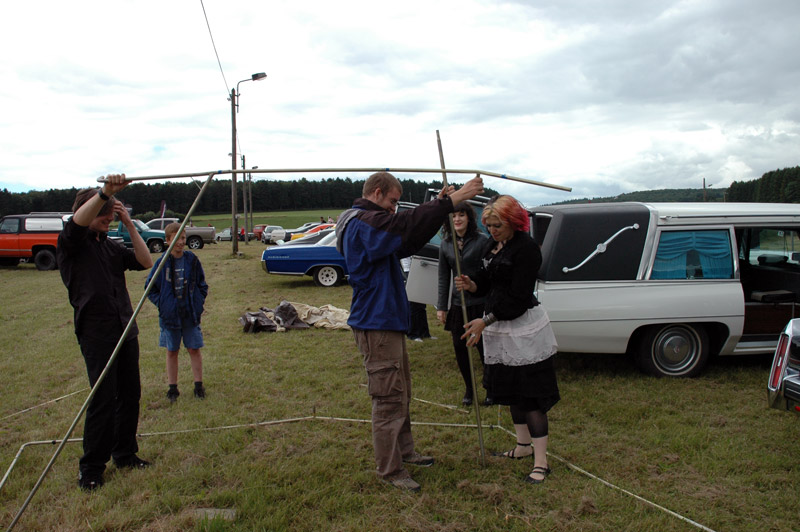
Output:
[385, 476, 421, 492]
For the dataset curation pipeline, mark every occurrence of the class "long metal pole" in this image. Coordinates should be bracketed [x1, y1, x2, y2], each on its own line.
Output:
[247, 168, 254, 234]
[242, 154, 248, 246]
[436, 130, 486, 466]
[97, 167, 572, 193]
[6, 173, 217, 532]
[248, 169, 255, 233]
[230, 88, 239, 255]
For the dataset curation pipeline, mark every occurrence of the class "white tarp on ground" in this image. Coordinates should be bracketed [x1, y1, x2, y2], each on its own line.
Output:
[289, 302, 351, 330]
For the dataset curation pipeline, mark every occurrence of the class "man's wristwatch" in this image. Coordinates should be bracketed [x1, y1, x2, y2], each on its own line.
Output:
[98, 189, 111, 201]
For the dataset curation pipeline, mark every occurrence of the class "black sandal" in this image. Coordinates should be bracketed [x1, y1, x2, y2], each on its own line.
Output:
[491, 442, 532, 460]
[523, 465, 552, 484]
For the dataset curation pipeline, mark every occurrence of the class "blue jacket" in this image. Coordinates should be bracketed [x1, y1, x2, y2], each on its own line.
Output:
[336, 196, 455, 332]
[146, 250, 208, 329]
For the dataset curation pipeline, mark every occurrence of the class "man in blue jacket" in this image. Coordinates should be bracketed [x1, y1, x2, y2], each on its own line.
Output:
[336, 171, 484, 492]
[146, 223, 209, 402]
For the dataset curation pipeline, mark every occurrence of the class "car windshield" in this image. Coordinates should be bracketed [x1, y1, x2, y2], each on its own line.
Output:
[132, 219, 149, 231]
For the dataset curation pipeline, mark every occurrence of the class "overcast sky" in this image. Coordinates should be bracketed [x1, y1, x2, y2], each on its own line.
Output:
[2, 0, 799, 207]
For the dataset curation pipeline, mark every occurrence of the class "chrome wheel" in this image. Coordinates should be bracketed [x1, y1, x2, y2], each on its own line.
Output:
[637, 324, 709, 377]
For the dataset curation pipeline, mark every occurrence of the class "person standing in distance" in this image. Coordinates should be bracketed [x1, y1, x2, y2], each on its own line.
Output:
[146, 223, 209, 403]
[335, 171, 484, 492]
[57, 174, 154, 491]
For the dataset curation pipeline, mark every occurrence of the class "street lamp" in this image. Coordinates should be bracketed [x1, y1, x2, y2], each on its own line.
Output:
[230, 72, 267, 254]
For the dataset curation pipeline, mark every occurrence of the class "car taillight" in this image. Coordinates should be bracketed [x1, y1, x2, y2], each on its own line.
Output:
[769, 333, 790, 390]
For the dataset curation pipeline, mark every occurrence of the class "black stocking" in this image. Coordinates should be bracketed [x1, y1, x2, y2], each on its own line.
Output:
[510, 405, 549, 438]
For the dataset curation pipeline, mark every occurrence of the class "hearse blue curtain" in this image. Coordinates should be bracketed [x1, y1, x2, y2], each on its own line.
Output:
[652, 230, 733, 279]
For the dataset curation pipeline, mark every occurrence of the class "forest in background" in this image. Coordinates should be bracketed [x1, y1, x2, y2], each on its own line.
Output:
[1, 166, 798, 218]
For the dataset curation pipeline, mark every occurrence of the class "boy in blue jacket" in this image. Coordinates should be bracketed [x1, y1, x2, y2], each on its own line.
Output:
[146, 223, 209, 402]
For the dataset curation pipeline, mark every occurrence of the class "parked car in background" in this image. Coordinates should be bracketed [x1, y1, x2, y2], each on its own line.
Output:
[217, 227, 254, 242]
[215, 228, 232, 242]
[261, 232, 347, 286]
[253, 224, 268, 242]
[145, 217, 215, 249]
[767, 318, 800, 415]
[278, 228, 335, 247]
[289, 223, 335, 241]
[107, 219, 167, 253]
[261, 225, 285, 244]
[0, 213, 66, 270]
[281, 222, 322, 242]
[237, 229, 256, 242]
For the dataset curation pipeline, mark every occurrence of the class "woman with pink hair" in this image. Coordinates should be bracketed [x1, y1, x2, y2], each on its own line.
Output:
[456, 195, 559, 484]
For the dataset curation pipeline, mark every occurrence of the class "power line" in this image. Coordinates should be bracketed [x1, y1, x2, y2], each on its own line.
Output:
[199, 0, 230, 96]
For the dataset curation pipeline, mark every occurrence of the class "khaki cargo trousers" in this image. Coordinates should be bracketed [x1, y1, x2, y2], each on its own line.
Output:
[353, 329, 415, 480]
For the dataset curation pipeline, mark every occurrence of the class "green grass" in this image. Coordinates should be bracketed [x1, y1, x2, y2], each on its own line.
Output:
[0, 222, 797, 531]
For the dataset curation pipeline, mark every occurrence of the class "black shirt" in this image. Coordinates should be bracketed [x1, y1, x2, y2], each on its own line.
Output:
[57, 219, 147, 338]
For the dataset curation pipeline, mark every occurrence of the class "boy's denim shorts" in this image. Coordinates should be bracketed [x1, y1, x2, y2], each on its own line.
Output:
[159, 323, 204, 351]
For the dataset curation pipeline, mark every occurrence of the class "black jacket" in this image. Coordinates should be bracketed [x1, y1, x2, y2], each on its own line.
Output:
[57, 219, 147, 337]
[437, 231, 489, 311]
[472, 231, 540, 321]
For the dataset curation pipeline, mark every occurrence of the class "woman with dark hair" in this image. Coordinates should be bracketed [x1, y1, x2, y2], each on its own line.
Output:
[436, 202, 491, 406]
[456, 195, 559, 484]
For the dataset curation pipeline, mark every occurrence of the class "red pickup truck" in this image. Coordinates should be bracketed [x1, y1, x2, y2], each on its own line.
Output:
[0, 214, 66, 270]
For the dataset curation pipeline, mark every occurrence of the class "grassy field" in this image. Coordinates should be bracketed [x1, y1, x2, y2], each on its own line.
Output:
[0, 211, 797, 531]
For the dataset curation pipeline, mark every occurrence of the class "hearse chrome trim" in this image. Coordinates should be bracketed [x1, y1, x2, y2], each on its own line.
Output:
[562, 223, 640, 274]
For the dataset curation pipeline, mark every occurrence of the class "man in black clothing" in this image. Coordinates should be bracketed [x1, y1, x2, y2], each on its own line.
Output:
[57, 174, 153, 491]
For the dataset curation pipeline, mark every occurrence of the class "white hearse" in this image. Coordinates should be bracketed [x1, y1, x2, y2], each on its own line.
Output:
[531, 202, 800, 377]
[407, 201, 800, 377]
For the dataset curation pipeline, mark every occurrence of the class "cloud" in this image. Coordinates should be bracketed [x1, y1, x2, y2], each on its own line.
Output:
[0, 0, 799, 211]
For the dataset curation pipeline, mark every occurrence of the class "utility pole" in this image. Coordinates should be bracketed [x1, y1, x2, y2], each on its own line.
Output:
[230, 87, 239, 255]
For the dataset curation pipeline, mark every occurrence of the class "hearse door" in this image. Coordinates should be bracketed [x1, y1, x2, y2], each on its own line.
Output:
[741, 228, 800, 338]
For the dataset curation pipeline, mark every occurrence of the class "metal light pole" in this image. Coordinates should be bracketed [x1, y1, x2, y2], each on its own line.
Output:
[241, 154, 248, 245]
[249, 166, 257, 232]
[230, 72, 266, 255]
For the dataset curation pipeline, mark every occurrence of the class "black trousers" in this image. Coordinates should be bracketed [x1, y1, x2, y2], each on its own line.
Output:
[77, 332, 141, 476]
[446, 304, 486, 397]
[407, 302, 431, 339]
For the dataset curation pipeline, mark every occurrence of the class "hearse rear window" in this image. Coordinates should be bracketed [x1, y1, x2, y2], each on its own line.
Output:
[651, 229, 733, 280]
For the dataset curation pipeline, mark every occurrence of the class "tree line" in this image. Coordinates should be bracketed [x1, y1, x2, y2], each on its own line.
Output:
[3, 166, 799, 218]
[0, 177, 499, 218]
[727, 166, 800, 203]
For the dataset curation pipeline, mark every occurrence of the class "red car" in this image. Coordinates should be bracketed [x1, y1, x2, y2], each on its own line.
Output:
[253, 224, 268, 241]
[289, 223, 335, 241]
